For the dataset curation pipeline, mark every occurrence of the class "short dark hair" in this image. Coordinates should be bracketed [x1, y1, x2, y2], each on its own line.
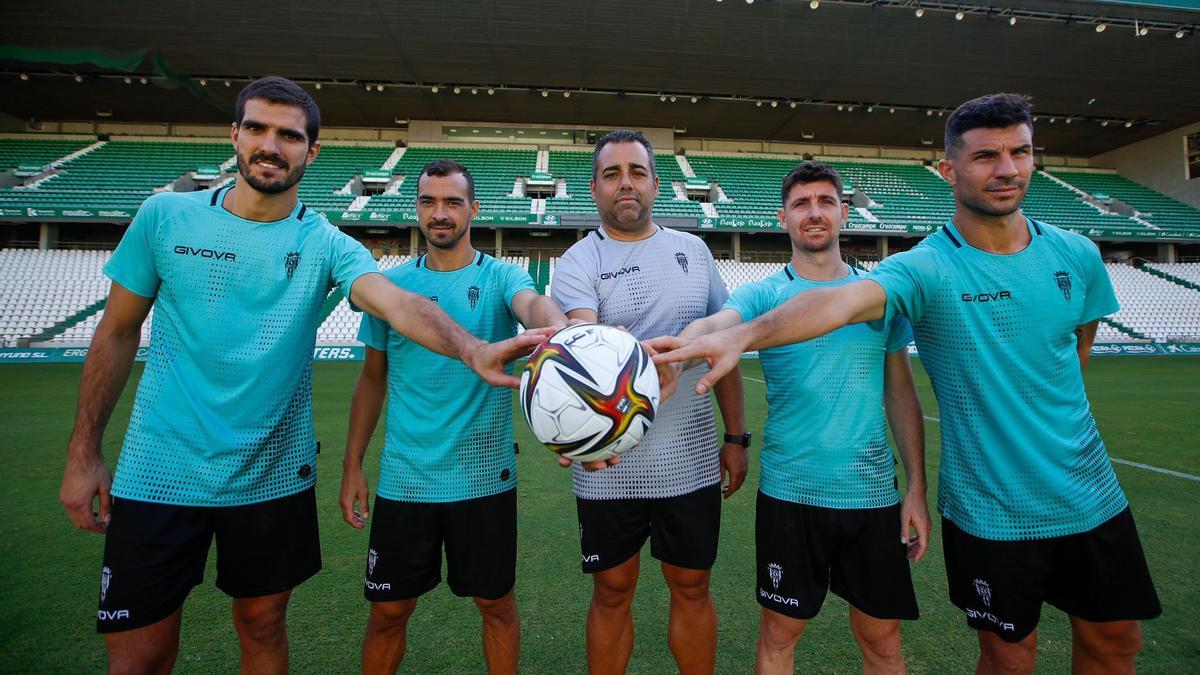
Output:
[419, 159, 475, 201]
[781, 161, 844, 205]
[236, 76, 321, 146]
[944, 93, 1033, 156]
[593, 130, 656, 179]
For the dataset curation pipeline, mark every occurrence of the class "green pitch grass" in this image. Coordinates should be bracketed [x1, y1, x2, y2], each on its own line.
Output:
[1, 357, 1197, 673]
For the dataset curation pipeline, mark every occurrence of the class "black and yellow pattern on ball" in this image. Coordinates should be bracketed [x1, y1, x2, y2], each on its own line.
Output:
[524, 339, 655, 456]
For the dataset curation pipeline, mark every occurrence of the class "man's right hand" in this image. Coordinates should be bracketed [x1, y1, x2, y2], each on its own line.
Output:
[645, 329, 748, 395]
[60, 452, 113, 534]
[340, 463, 371, 529]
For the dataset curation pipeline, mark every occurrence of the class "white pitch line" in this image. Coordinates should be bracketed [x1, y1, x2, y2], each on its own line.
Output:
[742, 376, 1198, 482]
[1110, 459, 1200, 482]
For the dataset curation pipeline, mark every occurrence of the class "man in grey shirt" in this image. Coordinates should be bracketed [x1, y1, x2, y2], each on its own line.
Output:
[551, 130, 748, 675]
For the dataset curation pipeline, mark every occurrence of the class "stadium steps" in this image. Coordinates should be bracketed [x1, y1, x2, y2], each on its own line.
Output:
[1140, 265, 1200, 292]
[1100, 318, 1149, 341]
[319, 289, 344, 324]
[528, 258, 551, 294]
[28, 296, 107, 344]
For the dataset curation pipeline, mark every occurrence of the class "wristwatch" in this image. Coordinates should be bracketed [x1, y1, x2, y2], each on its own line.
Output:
[724, 432, 752, 448]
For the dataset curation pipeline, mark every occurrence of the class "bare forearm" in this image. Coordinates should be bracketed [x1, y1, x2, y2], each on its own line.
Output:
[382, 294, 484, 361]
[745, 285, 877, 352]
[712, 365, 746, 435]
[68, 325, 141, 458]
[525, 295, 568, 330]
[885, 385, 926, 493]
[344, 375, 385, 468]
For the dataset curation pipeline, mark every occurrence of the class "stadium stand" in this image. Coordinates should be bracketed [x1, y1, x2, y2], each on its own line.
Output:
[1146, 262, 1200, 288]
[0, 140, 233, 212]
[0, 249, 112, 346]
[3, 248, 1197, 347]
[370, 146, 537, 214]
[544, 149, 703, 218]
[0, 137, 94, 172]
[1023, 172, 1143, 231]
[298, 144, 394, 212]
[1105, 263, 1200, 342]
[827, 160, 950, 231]
[1048, 169, 1200, 231]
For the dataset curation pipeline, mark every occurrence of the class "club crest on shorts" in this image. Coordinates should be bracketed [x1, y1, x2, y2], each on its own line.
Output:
[1053, 270, 1071, 302]
[468, 285, 480, 310]
[768, 562, 783, 590]
[368, 548, 379, 576]
[674, 252, 689, 273]
[973, 578, 992, 608]
[100, 566, 112, 603]
[284, 252, 301, 279]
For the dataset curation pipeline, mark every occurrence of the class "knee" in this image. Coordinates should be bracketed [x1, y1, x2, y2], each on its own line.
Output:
[474, 594, 518, 623]
[663, 569, 711, 605]
[232, 600, 287, 644]
[981, 637, 1037, 674]
[853, 621, 902, 661]
[368, 600, 417, 631]
[1077, 621, 1143, 661]
[592, 575, 637, 610]
[759, 612, 805, 651]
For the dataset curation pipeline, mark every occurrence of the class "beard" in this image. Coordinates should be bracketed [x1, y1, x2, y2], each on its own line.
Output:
[956, 180, 1026, 218]
[423, 220, 469, 250]
[237, 151, 307, 194]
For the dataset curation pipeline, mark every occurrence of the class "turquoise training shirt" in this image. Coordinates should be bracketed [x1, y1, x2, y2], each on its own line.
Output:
[104, 186, 379, 506]
[869, 217, 1125, 541]
[726, 263, 913, 509]
[359, 251, 535, 503]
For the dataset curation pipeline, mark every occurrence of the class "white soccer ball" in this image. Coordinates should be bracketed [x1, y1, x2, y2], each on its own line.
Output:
[520, 323, 660, 462]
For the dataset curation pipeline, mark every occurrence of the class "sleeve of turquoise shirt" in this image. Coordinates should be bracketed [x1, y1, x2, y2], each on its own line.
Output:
[329, 228, 381, 308]
[885, 315, 915, 353]
[1076, 237, 1119, 324]
[867, 247, 942, 327]
[723, 279, 769, 323]
[500, 262, 537, 309]
[357, 310, 388, 351]
[103, 194, 162, 298]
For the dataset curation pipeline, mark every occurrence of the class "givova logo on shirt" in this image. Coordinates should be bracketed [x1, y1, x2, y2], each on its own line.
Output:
[174, 245, 236, 261]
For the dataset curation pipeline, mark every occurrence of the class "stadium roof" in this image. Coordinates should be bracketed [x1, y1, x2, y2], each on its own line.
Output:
[1, 0, 1198, 156]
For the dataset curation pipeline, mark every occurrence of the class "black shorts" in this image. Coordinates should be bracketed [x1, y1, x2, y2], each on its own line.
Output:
[576, 483, 721, 574]
[943, 507, 1162, 643]
[755, 492, 918, 621]
[365, 488, 517, 602]
[96, 487, 321, 633]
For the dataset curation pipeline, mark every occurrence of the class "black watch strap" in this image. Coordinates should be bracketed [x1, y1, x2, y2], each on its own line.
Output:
[724, 432, 751, 448]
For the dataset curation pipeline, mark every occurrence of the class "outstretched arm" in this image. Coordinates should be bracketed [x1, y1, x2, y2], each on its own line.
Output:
[60, 283, 153, 534]
[510, 289, 569, 330]
[340, 347, 388, 529]
[647, 279, 888, 394]
[351, 273, 553, 388]
[884, 349, 929, 562]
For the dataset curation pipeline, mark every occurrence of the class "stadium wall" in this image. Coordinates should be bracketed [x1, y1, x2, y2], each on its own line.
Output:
[1093, 122, 1200, 208]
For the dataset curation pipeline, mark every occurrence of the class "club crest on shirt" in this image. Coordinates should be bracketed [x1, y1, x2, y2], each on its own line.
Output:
[1053, 270, 1071, 302]
[974, 578, 992, 608]
[284, 252, 301, 279]
[675, 252, 689, 273]
[468, 285, 481, 310]
[768, 562, 783, 590]
[100, 566, 112, 603]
